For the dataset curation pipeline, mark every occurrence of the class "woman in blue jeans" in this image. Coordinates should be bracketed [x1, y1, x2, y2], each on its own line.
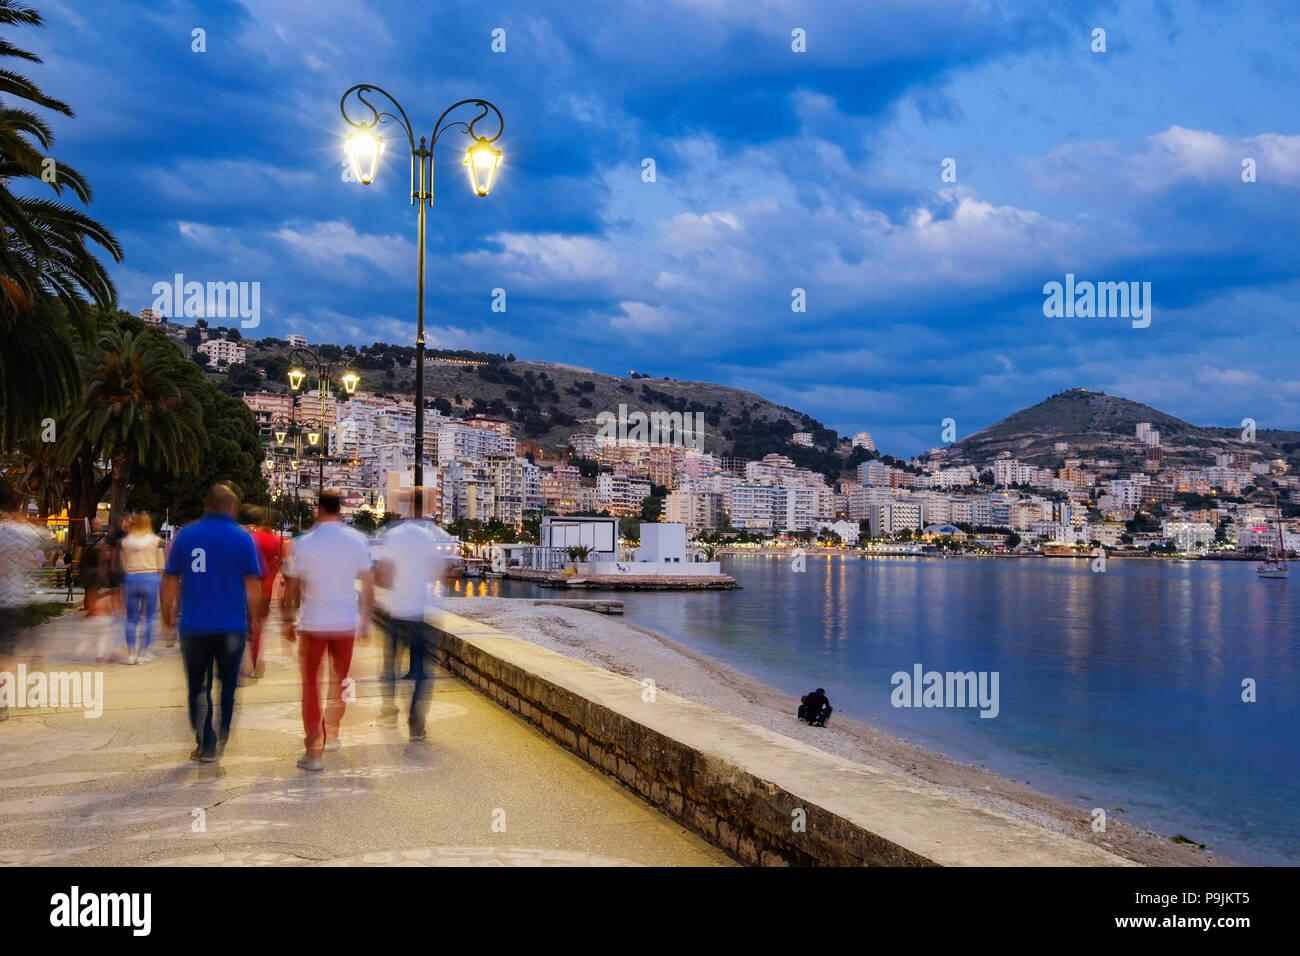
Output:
[120, 513, 165, 664]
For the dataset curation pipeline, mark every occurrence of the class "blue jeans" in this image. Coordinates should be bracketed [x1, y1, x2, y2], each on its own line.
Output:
[179, 631, 246, 753]
[123, 572, 160, 653]
[382, 617, 434, 734]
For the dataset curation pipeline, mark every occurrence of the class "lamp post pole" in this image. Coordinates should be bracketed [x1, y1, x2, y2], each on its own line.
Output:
[339, 85, 504, 521]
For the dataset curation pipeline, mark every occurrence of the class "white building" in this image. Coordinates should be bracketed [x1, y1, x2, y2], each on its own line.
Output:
[852, 432, 875, 450]
[436, 423, 516, 464]
[636, 523, 687, 564]
[197, 338, 246, 366]
[870, 499, 923, 536]
[1162, 520, 1214, 552]
[790, 432, 814, 447]
[596, 473, 651, 517]
[285, 334, 307, 348]
[816, 519, 860, 544]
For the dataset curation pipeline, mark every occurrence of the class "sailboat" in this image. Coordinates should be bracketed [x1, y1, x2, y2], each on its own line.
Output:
[1257, 497, 1289, 580]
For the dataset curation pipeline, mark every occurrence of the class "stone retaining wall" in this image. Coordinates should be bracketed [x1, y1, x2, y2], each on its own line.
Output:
[379, 602, 1133, 868]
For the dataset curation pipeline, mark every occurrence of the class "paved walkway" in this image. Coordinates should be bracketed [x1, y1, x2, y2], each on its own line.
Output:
[0, 608, 730, 867]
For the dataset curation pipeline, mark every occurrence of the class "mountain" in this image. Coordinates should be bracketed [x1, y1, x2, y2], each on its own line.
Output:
[942, 387, 1300, 471]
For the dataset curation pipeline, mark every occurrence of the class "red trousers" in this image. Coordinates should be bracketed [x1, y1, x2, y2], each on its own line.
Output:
[299, 631, 355, 757]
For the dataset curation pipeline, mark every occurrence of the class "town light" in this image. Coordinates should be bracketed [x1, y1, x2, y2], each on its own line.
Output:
[275, 430, 288, 444]
[346, 129, 383, 185]
[308, 431, 320, 446]
[464, 139, 501, 197]
[289, 368, 306, 390]
[341, 370, 360, 394]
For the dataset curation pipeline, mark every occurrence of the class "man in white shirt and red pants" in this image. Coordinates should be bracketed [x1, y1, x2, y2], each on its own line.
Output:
[281, 489, 374, 771]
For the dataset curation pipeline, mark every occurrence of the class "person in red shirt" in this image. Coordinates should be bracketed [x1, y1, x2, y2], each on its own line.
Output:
[241, 505, 283, 679]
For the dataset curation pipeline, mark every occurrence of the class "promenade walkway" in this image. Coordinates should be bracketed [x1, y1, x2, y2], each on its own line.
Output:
[0, 610, 730, 867]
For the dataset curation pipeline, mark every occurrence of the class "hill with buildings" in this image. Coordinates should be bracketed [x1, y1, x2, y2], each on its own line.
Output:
[166, 321, 867, 480]
[159, 318, 1300, 482]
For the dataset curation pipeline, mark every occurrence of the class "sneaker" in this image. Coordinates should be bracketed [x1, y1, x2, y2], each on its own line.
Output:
[409, 729, 427, 742]
[127, 654, 138, 665]
[190, 746, 217, 763]
[138, 653, 154, 664]
[323, 738, 341, 752]
[296, 754, 324, 771]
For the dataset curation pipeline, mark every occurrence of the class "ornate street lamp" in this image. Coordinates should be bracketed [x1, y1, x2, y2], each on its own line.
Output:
[271, 414, 299, 528]
[339, 84, 505, 519]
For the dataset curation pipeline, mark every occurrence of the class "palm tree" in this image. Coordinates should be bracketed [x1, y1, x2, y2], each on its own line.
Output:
[0, 0, 123, 448]
[563, 545, 594, 567]
[5, 433, 66, 517]
[62, 327, 205, 525]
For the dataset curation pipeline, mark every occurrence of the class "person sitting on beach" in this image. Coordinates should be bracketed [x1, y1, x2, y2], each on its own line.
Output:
[798, 688, 832, 727]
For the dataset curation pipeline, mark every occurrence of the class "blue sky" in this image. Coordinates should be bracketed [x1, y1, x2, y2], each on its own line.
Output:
[24, 0, 1300, 455]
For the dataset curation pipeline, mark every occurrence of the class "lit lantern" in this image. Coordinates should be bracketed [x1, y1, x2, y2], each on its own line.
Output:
[346, 129, 384, 185]
[463, 139, 501, 197]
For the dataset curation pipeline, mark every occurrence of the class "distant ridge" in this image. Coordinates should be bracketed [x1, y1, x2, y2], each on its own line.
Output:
[944, 387, 1299, 470]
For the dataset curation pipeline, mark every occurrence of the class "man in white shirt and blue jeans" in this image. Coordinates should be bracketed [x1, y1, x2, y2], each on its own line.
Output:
[374, 518, 447, 741]
[281, 489, 374, 771]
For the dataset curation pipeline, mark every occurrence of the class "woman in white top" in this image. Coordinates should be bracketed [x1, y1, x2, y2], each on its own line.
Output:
[120, 513, 165, 664]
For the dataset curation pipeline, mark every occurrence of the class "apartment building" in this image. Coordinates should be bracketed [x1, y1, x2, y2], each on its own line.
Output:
[596, 473, 651, 517]
[437, 423, 517, 464]
[198, 338, 246, 366]
[870, 499, 923, 536]
[663, 490, 724, 533]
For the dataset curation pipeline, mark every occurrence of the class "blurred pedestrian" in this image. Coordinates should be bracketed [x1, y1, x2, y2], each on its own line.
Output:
[120, 513, 165, 664]
[281, 490, 373, 771]
[1, 481, 56, 718]
[374, 517, 446, 741]
[105, 514, 129, 616]
[161, 484, 262, 763]
[242, 506, 282, 679]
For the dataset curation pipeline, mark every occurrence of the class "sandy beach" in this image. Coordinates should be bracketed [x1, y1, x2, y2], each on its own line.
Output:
[445, 597, 1226, 867]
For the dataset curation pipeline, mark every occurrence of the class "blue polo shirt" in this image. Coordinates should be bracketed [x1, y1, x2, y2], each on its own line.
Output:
[165, 512, 262, 636]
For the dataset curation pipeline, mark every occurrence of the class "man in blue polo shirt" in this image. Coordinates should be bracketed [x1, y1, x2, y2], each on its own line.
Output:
[161, 484, 263, 762]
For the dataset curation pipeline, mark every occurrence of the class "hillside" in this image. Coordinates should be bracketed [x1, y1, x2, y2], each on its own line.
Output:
[170, 323, 1300, 479]
[170, 325, 867, 480]
[944, 387, 1300, 471]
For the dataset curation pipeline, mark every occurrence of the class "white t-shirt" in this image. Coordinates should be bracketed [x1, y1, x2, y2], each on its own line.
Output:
[379, 520, 448, 621]
[286, 521, 372, 633]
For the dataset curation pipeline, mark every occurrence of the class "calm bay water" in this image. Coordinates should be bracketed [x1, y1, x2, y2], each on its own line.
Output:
[450, 554, 1300, 864]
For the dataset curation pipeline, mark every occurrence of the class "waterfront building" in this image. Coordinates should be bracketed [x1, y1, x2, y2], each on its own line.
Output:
[871, 499, 923, 536]
[664, 490, 724, 533]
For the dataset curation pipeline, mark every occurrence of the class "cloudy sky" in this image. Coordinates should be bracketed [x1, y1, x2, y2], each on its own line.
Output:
[24, 0, 1300, 454]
